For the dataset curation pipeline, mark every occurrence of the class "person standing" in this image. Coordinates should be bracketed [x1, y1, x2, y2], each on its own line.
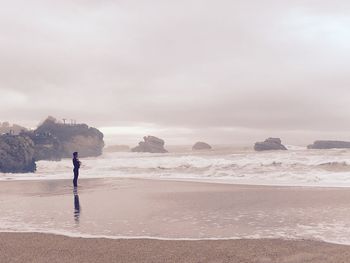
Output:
[72, 152, 81, 187]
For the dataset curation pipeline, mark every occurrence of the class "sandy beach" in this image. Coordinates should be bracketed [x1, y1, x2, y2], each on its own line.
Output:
[2, 178, 350, 262]
[2, 232, 350, 263]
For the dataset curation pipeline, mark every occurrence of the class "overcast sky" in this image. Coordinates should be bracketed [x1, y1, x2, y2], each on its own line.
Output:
[1, 0, 350, 145]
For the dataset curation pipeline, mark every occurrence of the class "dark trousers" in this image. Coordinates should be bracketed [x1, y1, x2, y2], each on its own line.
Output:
[73, 169, 79, 187]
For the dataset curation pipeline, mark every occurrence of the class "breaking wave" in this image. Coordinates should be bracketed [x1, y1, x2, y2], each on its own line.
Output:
[2, 147, 350, 187]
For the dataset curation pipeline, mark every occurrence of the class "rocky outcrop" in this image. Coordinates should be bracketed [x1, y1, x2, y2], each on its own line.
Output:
[0, 134, 36, 173]
[0, 116, 104, 172]
[254, 138, 287, 151]
[192, 142, 212, 151]
[104, 145, 130, 153]
[307, 140, 350, 149]
[131, 136, 168, 153]
[25, 132, 62, 161]
[28, 116, 104, 160]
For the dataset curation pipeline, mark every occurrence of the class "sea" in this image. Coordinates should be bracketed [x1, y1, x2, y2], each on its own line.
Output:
[2, 145, 350, 244]
[2, 145, 350, 187]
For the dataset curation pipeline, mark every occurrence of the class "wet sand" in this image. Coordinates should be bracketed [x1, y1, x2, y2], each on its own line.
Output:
[2, 178, 350, 261]
[1, 232, 350, 263]
[2, 178, 350, 240]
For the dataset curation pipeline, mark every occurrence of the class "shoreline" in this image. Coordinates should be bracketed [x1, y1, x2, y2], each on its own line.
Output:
[1, 232, 350, 263]
[0, 229, 323, 243]
[2, 175, 350, 189]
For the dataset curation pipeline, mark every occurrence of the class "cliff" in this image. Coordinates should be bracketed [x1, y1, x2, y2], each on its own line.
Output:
[0, 117, 104, 172]
[30, 116, 105, 160]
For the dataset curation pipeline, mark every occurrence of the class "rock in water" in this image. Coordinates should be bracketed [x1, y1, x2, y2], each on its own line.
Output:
[0, 134, 36, 173]
[192, 142, 212, 151]
[29, 116, 105, 160]
[254, 138, 287, 151]
[307, 140, 350, 149]
[131, 136, 168, 153]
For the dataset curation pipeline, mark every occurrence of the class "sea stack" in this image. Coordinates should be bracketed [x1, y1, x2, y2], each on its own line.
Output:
[131, 136, 168, 153]
[307, 140, 350, 149]
[254, 138, 287, 151]
[192, 142, 212, 151]
[25, 116, 105, 160]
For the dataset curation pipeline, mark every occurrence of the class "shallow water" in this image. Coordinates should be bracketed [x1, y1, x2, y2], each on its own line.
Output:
[1, 179, 350, 244]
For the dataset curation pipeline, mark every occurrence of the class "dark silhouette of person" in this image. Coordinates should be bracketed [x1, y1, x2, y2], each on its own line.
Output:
[73, 188, 81, 223]
[72, 152, 81, 187]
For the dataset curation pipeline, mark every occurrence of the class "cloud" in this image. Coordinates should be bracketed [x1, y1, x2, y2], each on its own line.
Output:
[1, 0, 350, 143]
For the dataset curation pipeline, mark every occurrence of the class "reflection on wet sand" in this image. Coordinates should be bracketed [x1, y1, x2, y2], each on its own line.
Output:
[3, 179, 350, 243]
[73, 188, 81, 224]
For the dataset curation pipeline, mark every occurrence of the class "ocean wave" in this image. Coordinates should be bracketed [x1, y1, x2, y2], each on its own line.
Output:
[1, 149, 350, 186]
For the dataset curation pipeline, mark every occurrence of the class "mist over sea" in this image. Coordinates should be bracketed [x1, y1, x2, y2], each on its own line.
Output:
[2, 145, 350, 187]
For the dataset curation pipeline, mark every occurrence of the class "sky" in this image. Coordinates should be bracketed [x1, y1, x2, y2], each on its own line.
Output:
[1, 0, 350, 146]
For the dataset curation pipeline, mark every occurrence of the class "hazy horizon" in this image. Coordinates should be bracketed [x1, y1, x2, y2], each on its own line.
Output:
[1, 1, 350, 145]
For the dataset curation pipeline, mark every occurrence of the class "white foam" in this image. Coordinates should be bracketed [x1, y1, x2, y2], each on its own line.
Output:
[0, 227, 348, 245]
[1, 149, 350, 187]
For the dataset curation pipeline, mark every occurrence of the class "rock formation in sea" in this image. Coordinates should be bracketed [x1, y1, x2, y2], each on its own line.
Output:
[25, 131, 63, 161]
[0, 134, 36, 173]
[192, 141, 212, 151]
[254, 138, 287, 151]
[131, 136, 168, 153]
[104, 145, 130, 153]
[0, 116, 104, 172]
[24, 116, 105, 160]
[307, 140, 350, 149]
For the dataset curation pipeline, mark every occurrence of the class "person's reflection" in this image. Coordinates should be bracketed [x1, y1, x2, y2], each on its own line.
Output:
[73, 187, 81, 224]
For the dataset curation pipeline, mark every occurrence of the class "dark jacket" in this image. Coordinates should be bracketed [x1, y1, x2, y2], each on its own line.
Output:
[73, 157, 81, 170]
